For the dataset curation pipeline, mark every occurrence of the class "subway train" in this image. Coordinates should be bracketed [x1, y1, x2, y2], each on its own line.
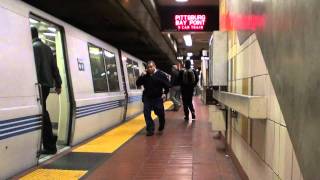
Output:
[0, 0, 159, 178]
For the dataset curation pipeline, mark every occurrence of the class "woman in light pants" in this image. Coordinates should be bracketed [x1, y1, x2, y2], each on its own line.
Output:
[170, 65, 181, 111]
[170, 85, 181, 111]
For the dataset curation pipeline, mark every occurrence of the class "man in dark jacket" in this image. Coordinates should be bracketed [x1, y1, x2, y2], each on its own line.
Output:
[180, 60, 199, 121]
[32, 27, 62, 154]
[170, 65, 181, 111]
[136, 61, 170, 136]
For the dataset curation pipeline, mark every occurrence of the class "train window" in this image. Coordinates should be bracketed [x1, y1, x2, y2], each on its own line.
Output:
[126, 58, 137, 89]
[88, 44, 109, 92]
[132, 61, 141, 89]
[103, 50, 120, 92]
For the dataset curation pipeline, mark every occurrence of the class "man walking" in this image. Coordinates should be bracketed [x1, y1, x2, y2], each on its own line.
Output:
[170, 65, 181, 111]
[136, 61, 170, 136]
[180, 60, 199, 121]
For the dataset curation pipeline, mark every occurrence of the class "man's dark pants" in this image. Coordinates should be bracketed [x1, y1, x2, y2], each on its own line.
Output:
[143, 97, 165, 133]
[41, 86, 57, 151]
[181, 88, 195, 119]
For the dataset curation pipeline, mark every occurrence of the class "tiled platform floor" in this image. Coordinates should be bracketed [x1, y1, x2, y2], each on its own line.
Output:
[86, 97, 242, 180]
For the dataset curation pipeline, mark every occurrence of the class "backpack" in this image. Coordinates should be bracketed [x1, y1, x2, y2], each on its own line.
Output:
[182, 69, 195, 85]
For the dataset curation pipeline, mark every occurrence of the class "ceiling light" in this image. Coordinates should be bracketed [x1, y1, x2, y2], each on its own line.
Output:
[89, 48, 102, 55]
[183, 34, 192, 47]
[43, 32, 56, 37]
[201, 50, 208, 57]
[176, 0, 188, 2]
[201, 56, 209, 60]
[104, 51, 115, 58]
[177, 56, 183, 60]
[48, 27, 57, 32]
[29, 18, 39, 24]
[187, 52, 193, 57]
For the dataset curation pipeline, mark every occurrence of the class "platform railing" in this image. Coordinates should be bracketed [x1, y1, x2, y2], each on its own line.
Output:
[212, 91, 267, 119]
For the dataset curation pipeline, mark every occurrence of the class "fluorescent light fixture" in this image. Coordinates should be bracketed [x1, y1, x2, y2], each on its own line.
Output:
[43, 32, 56, 37]
[177, 56, 183, 60]
[187, 52, 193, 57]
[201, 50, 208, 57]
[183, 34, 192, 47]
[89, 48, 102, 55]
[176, 0, 188, 2]
[104, 51, 115, 58]
[201, 56, 210, 60]
[48, 27, 57, 32]
[29, 18, 39, 24]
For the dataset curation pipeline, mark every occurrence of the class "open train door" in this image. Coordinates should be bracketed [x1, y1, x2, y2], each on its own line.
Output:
[29, 14, 74, 161]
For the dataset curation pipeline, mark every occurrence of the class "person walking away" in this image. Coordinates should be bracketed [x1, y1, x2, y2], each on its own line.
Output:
[136, 61, 170, 136]
[31, 27, 62, 154]
[180, 60, 199, 121]
[169, 65, 181, 111]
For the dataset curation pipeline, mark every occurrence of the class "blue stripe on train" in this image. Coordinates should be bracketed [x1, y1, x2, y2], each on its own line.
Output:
[0, 115, 42, 141]
[128, 95, 142, 103]
[76, 99, 124, 119]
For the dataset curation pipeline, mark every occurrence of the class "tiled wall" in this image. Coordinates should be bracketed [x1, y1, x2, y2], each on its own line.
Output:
[227, 32, 303, 180]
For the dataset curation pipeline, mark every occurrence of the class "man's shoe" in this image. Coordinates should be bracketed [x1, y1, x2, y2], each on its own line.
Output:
[191, 113, 196, 119]
[158, 126, 164, 131]
[41, 149, 57, 155]
[157, 126, 164, 134]
[146, 131, 154, 136]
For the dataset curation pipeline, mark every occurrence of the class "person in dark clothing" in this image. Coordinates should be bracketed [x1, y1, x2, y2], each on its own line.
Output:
[31, 27, 62, 154]
[180, 60, 199, 121]
[169, 65, 181, 111]
[136, 61, 170, 136]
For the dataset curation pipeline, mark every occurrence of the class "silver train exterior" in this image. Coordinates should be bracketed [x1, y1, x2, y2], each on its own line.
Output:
[0, 0, 146, 178]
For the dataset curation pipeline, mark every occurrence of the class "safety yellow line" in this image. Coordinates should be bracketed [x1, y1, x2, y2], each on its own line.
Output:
[73, 101, 173, 153]
[20, 169, 87, 180]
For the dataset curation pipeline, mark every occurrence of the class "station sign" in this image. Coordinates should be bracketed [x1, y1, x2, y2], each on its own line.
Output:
[159, 6, 219, 32]
[174, 14, 207, 31]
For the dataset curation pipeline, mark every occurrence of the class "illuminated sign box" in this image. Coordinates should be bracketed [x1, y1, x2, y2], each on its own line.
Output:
[175, 14, 207, 31]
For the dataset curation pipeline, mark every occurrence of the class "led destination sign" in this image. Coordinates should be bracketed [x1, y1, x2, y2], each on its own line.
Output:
[175, 14, 207, 31]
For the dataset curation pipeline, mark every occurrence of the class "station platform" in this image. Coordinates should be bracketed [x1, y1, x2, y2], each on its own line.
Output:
[17, 97, 241, 180]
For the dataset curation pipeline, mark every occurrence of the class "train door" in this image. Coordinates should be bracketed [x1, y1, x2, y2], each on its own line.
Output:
[29, 15, 72, 157]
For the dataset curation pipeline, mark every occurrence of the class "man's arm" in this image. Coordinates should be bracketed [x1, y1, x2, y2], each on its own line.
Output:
[136, 73, 146, 87]
[159, 72, 170, 94]
[50, 48, 62, 93]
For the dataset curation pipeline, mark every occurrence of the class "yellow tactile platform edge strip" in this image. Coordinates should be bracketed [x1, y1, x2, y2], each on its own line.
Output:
[20, 169, 87, 180]
[72, 101, 173, 153]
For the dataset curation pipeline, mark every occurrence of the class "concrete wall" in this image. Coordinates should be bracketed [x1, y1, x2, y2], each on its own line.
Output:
[227, 32, 303, 180]
[221, 0, 320, 179]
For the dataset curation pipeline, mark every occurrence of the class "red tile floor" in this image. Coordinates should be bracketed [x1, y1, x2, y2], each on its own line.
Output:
[85, 97, 242, 180]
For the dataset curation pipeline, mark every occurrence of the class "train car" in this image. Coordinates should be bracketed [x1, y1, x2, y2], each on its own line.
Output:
[0, 0, 146, 178]
[121, 51, 145, 120]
